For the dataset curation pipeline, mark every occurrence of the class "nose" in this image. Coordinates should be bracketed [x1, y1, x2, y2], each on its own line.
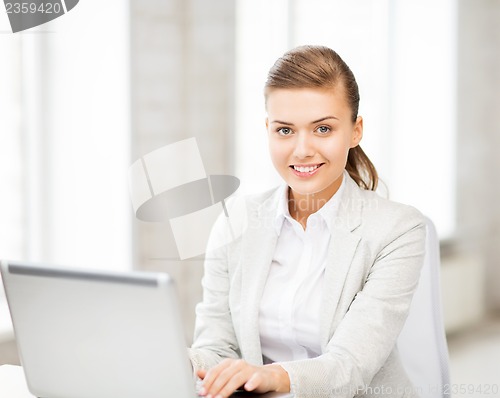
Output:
[293, 132, 315, 160]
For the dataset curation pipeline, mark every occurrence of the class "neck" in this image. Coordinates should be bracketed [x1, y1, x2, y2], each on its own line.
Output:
[287, 174, 343, 227]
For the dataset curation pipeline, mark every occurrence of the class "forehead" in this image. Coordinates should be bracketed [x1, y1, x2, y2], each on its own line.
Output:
[266, 87, 350, 120]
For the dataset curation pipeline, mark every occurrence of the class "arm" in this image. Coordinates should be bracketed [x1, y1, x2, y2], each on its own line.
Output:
[190, 194, 292, 397]
[188, 206, 242, 371]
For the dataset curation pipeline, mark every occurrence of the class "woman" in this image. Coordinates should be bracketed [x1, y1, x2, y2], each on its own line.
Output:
[188, 45, 426, 398]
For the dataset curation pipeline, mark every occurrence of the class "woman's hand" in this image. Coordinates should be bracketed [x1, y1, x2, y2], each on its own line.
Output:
[197, 358, 290, 398]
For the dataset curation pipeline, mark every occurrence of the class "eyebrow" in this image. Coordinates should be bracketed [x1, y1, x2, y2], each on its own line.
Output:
[270, 116, 339, 126]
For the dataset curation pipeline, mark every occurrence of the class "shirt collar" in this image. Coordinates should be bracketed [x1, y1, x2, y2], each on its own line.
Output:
[273, 170, 348, 234]
[273, 183, 290, 235]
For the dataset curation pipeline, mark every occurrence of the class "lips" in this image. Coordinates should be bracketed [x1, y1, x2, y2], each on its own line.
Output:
[289, 163, 324, 177]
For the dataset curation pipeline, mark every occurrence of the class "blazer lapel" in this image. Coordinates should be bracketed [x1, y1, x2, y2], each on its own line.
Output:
[320, 176, 363, 347]
[238, 190, 280, 365]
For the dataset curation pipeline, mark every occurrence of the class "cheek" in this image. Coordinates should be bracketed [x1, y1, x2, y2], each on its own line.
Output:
[268, 139, 289, 164]
[322, 137, 351, 159]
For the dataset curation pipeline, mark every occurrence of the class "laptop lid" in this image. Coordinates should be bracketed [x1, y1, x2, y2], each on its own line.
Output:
[1, 260, 196, 398]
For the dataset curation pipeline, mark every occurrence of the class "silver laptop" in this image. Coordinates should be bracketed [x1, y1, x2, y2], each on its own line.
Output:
[1, 260, 293, 398]
[1, 260, 196, 398]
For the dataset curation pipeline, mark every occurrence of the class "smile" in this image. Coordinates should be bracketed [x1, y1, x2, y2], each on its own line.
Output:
[289, 163, 324, 177]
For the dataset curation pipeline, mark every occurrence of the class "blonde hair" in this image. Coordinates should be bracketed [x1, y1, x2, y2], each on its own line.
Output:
[264, 45, 378, 191]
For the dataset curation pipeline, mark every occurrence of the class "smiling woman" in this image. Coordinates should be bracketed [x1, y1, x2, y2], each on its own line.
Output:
[264, 46, 376, 228]
[188, 45, 427, 398]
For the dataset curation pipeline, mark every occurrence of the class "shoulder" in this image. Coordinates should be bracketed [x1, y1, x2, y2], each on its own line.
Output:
[359, 188, 425, 227]
[216, 185, 280, 216]
[244, 185, 282, 206]
[224, 185, 282, 219]
[342, 178, 427, 243]
[206, 186, 281, 249]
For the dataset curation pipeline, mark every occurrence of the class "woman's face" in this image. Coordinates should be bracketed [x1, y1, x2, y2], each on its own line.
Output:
[266, 87, 363, 202]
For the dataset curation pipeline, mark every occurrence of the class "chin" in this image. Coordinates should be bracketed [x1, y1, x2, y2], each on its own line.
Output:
[289, 183, 326, 196]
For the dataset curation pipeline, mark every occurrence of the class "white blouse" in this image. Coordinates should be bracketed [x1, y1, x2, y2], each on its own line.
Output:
[258, 173, 346, 363]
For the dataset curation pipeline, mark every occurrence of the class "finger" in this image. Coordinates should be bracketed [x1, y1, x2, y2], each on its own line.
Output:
[197, 368, 207, 379]
[244, 371, 262, 392]
[200, 359, 233, 395]
[216, 373, 248, 397]
[206, 360, 246, 396]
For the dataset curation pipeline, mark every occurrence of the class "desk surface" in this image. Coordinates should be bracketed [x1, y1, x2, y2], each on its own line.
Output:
[0, 365, 35, 397]
[0, 300, 14, 342]
[0, 365, 293, 398]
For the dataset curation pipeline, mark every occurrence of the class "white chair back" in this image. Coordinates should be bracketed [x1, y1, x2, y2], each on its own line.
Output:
[397, 217, 450, 398]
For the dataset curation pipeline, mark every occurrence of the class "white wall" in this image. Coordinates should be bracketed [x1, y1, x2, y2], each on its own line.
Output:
[130, 0, 236, 342]
[455, 0, 500, 311]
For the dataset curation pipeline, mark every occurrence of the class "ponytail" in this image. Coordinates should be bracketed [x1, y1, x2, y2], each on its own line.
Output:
[346, 146, 378, 191]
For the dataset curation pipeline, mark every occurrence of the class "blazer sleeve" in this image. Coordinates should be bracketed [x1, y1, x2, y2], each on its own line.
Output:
[277, 208, 427, 397]
[188, 208, 242, 371]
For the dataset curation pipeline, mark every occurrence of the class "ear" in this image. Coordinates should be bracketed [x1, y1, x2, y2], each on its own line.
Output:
[265, 117, 269, 130]
[350, 116, 363, 148]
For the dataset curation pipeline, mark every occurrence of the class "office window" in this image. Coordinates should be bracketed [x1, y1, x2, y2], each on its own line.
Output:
[235, 0, 456, 238]
[0, 0, 131, 282]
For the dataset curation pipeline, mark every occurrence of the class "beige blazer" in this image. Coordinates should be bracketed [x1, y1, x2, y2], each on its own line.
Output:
[189, 174, 426, 398]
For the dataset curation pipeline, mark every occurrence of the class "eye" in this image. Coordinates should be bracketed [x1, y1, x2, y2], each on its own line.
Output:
[316, 125, 331, 134]
[277, 127, 293, 136]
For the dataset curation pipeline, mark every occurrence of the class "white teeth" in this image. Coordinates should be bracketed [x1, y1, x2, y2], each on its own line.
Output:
[294, 165, 319, 173]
